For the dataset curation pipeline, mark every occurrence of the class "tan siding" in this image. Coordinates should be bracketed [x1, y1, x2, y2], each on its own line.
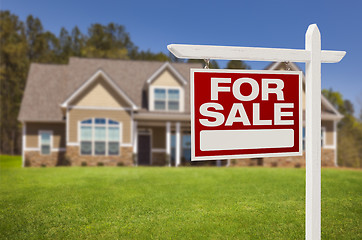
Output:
[152, 70, 182, 87]
[71, 76, 131, 108]
[68, 109, 132, 143]
[322, 120, 334, 146]
[151, 126, 166, 148]
[26, 122, 65, 148]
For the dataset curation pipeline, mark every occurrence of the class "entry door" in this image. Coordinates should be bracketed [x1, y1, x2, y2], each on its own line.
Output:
[138, 134, 151, 165]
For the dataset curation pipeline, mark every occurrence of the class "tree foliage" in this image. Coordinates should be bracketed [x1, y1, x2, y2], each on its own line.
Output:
[226, 60, 250, 69]
[0, 11, 28, 155]
[322, 89, 362, 168]
[187, 59, 219, 69]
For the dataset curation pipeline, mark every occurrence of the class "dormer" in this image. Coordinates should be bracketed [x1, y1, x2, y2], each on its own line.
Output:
[146, 62, 187, 112]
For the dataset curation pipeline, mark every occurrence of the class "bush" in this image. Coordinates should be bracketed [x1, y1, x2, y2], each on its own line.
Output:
[97, 162, 104, 167]
[25, 159, 31, 167]
[117, 162, 124, 167]
[81, 161, 87, 167]
[132, 154, 137, 165]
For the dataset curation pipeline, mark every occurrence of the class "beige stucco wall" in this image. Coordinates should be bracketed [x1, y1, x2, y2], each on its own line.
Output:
[70, 76, 131, 108]
[322, 120, 334, 146]
[151, 70, 182, 87]
[26, 122, 65, 148]
[68, 108, 132, 144]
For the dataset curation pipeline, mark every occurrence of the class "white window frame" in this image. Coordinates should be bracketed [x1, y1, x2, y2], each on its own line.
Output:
[149, 85, 184, 112]
[321, 126, 326, 148]
[39, 130, 53, 155]
[79, 118, 122, 156]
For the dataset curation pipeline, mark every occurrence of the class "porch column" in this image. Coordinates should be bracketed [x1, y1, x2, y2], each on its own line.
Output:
[22, 122, 26, 168]
[175, 122, 181, 167]
[133, 121, 138, 166]
[333, 120, 338, 167]
[166, 122, 171, 167]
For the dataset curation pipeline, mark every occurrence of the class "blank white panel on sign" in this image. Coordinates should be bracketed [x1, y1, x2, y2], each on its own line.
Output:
[200, 129, 294, 151]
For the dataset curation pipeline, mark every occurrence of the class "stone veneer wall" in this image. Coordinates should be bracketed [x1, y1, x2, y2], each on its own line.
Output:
[25, 151, 66, 167]
[230, 148, 336, 167]
[66, 146, 133, 166]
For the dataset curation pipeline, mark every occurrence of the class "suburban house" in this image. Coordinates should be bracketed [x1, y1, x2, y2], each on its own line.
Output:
[18, 57, 342, 167]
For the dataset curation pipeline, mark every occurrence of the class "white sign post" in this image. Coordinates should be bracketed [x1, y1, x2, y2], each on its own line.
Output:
[168, 24, 345, 240]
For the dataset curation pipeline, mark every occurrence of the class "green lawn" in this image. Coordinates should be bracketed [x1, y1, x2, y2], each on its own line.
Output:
[0, 156, 361, 239]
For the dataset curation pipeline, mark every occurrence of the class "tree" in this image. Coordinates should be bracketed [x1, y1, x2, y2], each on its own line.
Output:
[322, 88, 345, 114]
[58, 27, 72, 63]
[226, 60, 250, 69]
[322, 89, 362, 168]
[70, 26, 84, 57]
[187, 59, 219, 69]
[25, 15, 60, 63]
[0, 11, 29, 154]
[131, 50, 170, 62]
[81, 23, 136, 59]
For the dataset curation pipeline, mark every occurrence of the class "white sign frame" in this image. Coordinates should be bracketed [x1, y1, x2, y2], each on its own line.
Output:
[190, 68, 303, 161]
[168, 24, 346, 240]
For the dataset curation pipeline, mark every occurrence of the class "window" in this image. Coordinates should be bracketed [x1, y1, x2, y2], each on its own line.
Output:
[321, 127, 325, 147]
[154, 89, 166, 110]
[40, 131, 51, 155]
[80, 118, 120, 156]
[170, 133, 191, 164]
[302, 127, 325, 150]
[168, 89, 180, 110]
[153, 88, 180, 111]
[182, 134, 191, 161]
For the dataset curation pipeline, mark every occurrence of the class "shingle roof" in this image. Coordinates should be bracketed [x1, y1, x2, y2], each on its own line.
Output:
[18, 57, 202, 122]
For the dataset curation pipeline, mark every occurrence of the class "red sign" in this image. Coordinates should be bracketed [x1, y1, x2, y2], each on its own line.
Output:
[191, 69, 302, 161]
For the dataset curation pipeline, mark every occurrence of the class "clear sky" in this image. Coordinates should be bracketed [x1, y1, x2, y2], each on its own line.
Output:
[2, 0, 362, 113]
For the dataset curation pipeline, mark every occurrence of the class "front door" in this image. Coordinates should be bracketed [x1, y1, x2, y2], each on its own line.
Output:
[138, 134, 151, 165]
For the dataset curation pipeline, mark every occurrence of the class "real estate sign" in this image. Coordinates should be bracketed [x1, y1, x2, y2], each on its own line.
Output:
[191, 69, 302, 161]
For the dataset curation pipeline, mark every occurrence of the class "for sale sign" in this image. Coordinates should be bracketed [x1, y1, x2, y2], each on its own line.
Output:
[191, 69, 302, 161]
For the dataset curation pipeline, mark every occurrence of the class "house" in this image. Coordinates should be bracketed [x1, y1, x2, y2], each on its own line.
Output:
[18, 57, 342, 167]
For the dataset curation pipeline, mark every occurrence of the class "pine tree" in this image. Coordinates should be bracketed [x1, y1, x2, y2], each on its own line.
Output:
[0, 11, 29, 154]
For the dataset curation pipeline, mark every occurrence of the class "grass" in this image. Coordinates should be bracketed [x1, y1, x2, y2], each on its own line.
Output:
[0, 156, 361, 239]
[0, 155, 22, 168]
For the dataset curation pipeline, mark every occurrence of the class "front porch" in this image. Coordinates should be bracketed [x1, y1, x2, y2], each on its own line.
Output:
[133, 118, 227, 167]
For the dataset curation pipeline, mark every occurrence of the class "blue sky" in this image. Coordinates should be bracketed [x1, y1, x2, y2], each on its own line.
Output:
[2, 0, 362, 113]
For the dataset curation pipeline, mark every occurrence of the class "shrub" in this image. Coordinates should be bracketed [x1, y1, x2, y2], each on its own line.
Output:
[132, 154, 138, 165]
[64, 156, 71, 166]
[294, 163, 301, 168]
[81, 161, 87, 167]
[97, 162, 104, 167]
[25, 159, 31, 167]
[117, 162, 124, 167]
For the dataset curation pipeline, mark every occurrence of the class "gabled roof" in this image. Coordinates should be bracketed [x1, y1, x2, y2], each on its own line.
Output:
[61, 69, 138, 110]
[18, 57, 201, 122]
[265, 61, 343, 119]
[146, 62, 187, 86]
